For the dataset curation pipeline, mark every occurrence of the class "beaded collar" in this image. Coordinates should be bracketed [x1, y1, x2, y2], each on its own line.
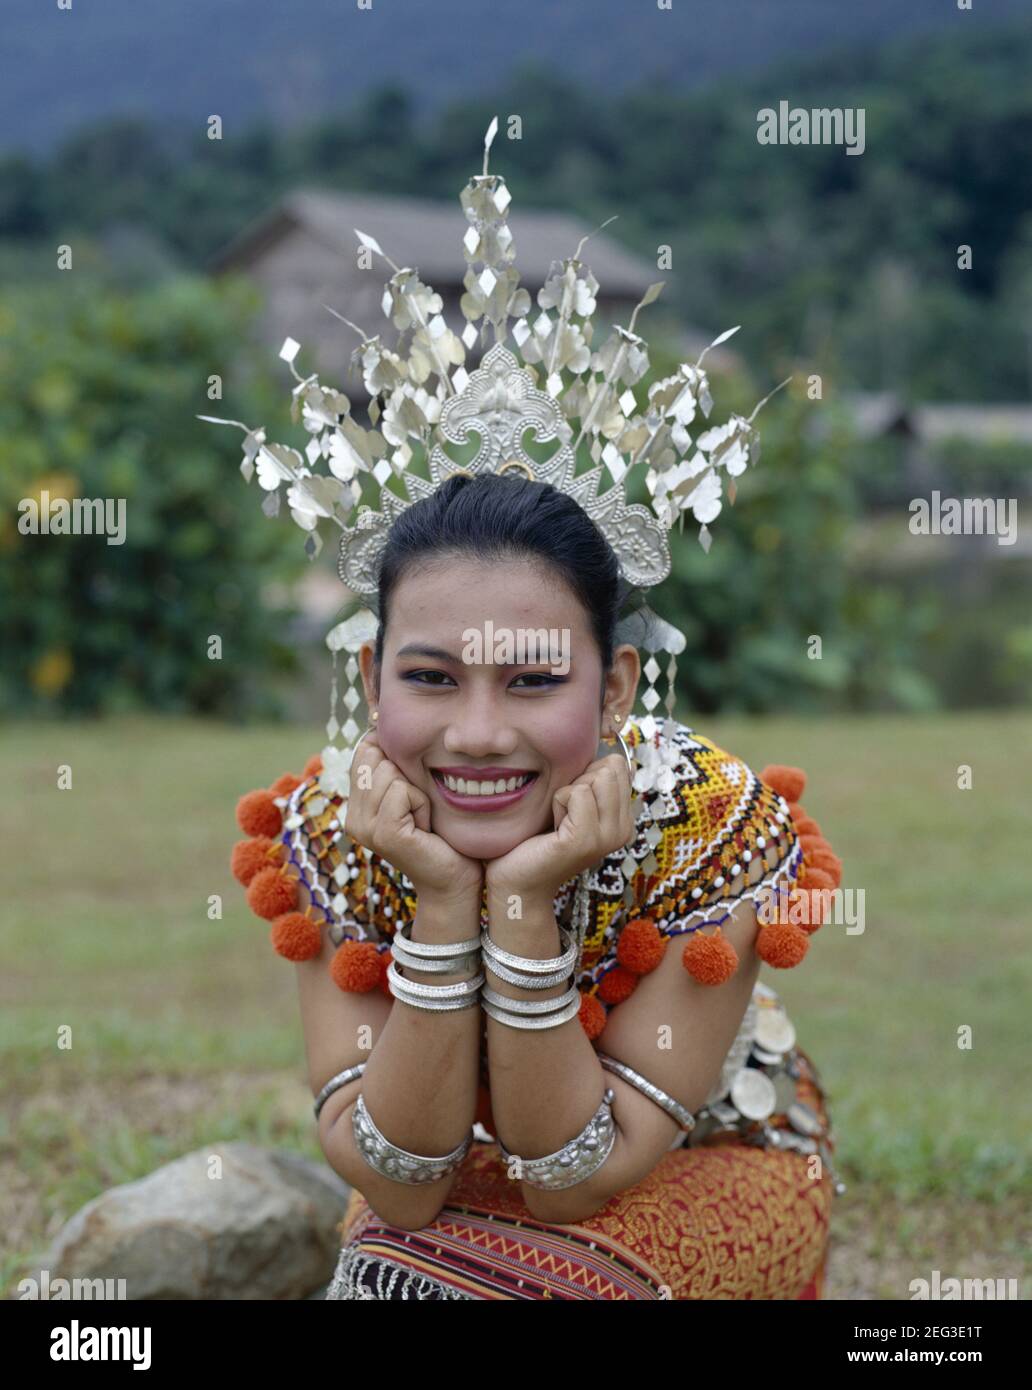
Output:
[279, 716, 804, 1010]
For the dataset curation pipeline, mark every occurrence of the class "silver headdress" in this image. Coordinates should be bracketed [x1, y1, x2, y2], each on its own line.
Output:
[200, 117, 788, 808]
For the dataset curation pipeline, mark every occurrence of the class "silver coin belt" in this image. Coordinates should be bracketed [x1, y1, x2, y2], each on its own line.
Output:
[680, 993, 847, 1196]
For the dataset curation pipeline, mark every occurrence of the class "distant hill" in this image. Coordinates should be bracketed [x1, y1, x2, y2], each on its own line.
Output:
[2, 0, 1029, 155]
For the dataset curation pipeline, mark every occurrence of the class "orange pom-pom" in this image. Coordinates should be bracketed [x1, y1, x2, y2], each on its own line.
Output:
[760, 764, 807, 803]
[801, 865, 836, 893]
[681, 926, 738, 985]
[808, 847, 842, 886]
[803, 830, 837, 856]
[269, 772, 302, 797]
[329, 939, 383, 993]
[756, 920, 809, 968]
[236, 789, 282, 838]
[798, 833, 826, 859]
[245, 865, 299, 920]
[378, 951, 393, 998]
[578, 991, 608, 1040]
[230, 836, 279, 886]
[598, 966, 639, 1005]
[801, 889, 833, 929]
[303, 753, 323, 778]
[270, 911, 322, 961]
[616, 917, 667, 974]
[772, 887, 827, 934]
[793, 814, 822, 838]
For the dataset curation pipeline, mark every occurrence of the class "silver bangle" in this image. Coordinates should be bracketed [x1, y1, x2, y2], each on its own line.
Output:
[596, 1052, 697, 1133]
[480, 926, 577, 977]
[391, 939, 480, 973]
[351, 1091, 473, 1185]
[481, 986, 582, 1030]
[497, 1088, 617, 1190]
[480, 955, 573, 990]
[313, 1062, 367, 1121]
[481, 983, 580, 1015]
[480, 924, 576, 990]
[392, 920, 482, 970]
[386, 958, 484, 1011]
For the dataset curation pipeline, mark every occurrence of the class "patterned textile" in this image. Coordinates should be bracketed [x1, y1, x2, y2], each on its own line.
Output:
[279, 718, 840, 1299]
[326, 1045, 834, 1300]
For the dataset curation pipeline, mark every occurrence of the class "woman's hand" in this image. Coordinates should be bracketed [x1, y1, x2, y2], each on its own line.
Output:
[344, 732, 484, 904]
[484, 751, 634, 903]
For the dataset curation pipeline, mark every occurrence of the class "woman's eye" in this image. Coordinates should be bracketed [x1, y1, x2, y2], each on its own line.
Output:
[400, 670, 564, 689]
[402, 670, 455, 686]
[511, 673, 565, 688]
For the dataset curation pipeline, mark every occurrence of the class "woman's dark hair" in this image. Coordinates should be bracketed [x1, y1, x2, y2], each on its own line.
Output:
[371, 471, 633, 695]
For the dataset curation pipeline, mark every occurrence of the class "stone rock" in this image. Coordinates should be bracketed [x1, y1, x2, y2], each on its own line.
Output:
[45, 1142, 351, 1299]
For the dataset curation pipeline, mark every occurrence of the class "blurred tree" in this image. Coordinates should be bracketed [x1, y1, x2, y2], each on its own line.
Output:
[0, 270, 306, 718]
[617, 340, 943, 715]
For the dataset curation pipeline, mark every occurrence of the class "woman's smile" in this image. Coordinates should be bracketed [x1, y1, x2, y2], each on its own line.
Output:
[430, 765, 540, 812]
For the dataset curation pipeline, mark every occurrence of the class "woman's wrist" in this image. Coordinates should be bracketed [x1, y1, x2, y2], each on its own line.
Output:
[485, 878, 560, 925]
[396, 886, 483, 984]
[411, 879, 484, 924]
[482, 884, 569, 1002]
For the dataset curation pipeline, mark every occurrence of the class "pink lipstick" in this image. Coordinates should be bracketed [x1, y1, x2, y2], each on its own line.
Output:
[430, 767, 539, 813]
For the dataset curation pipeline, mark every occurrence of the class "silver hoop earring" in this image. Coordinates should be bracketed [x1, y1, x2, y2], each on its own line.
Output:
[614, 731, 634, 780]
[355, 710, 379, 746]
[599, 718, 634, 781]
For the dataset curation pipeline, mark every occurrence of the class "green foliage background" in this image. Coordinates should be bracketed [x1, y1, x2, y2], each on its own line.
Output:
[0, 271, 305, 717]
[1, 15, 1030, 716]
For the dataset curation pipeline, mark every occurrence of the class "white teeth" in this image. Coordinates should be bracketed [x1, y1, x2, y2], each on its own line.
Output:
[439, 772, 532, 796]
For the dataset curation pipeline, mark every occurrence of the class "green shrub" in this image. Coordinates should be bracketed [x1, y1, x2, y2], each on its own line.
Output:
[0, 270, 304, 717]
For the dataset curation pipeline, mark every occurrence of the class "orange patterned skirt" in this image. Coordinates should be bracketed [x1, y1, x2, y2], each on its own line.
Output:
[326, 1046, 836, 1300]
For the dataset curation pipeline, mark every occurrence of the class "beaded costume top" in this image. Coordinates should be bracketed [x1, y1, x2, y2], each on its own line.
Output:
[279, 717, 809, 1007]
[232, 715, 843, 1141]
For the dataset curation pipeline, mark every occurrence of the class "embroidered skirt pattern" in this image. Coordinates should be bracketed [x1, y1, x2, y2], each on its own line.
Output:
[325, 1036, 836, 1300]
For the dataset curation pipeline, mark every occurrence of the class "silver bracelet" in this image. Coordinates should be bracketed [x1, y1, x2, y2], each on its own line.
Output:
[386, 958, 484, 1011]
[596, 1052, 697, 1133]
[481, 986, 582, 1031]
[497, 1088, 617, 1190]
[351, 1091, 473, 1185]
[391, 920, 482, 974]
[313, 1062, 367, 1121]
[480, 926, 577, 982]
[481, 983, 580, 1016]
[480, 924, 577, 990]
[480, 955, 573, 990]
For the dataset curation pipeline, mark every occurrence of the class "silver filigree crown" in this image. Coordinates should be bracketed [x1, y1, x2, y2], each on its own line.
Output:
[200, 116, 787, 598]
[340, 339, 672, 595]
[199, 117, 788, 764]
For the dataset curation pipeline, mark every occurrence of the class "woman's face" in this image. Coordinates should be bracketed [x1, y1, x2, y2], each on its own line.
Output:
[363, 555, 617, 862]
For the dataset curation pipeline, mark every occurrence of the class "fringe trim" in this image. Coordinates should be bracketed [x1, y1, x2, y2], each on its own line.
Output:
[325, 1243, 477, 1301]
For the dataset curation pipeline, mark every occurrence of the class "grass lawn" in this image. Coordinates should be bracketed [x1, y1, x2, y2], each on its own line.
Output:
[2, 710, 1029, 1299]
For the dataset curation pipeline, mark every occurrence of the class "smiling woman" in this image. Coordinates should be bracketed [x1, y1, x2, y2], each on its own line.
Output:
[355, 470, 641, 867]
[214, 130, 848, 1299]
[231, 470, 845, 1299]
